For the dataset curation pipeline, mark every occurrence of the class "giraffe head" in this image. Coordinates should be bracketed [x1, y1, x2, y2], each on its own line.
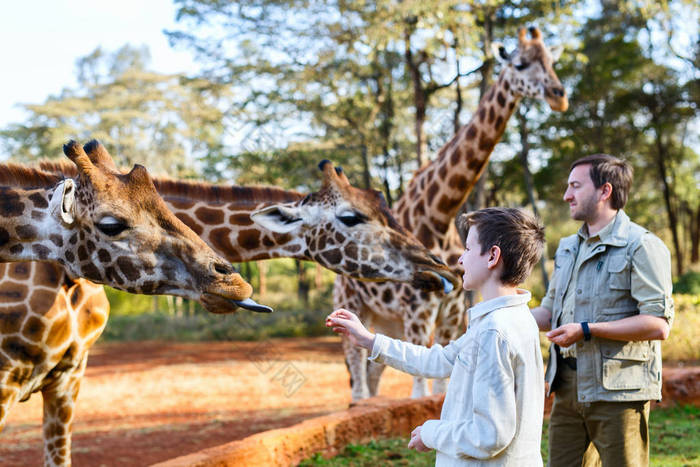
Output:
[251, 160, 458, 293]
[7, 140, 269, 313]
[492, 26, 568, 111]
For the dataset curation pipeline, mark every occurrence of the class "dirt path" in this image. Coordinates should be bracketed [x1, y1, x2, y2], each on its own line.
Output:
[2, 338, 698, 467]
[1, 337, 415, 466]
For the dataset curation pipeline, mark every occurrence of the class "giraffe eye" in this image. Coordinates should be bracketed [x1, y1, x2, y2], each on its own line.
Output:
[338, 212, 367, 227]
[515, 62, 530, 71]
[96, 216, 128, 236]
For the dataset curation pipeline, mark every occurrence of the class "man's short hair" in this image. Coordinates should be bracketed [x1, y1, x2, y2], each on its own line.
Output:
[458, 207, 545, 286]
[570, 154, 633, 210]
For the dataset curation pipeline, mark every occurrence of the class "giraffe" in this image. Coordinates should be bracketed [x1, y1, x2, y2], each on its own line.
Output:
[38, 158, 458, 290]
[335, 26, 569, 400]
[0, 139, 272, 467]
[2, 152, 457, 467]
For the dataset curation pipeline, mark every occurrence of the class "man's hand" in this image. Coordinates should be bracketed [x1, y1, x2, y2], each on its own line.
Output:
[408, 426, 431, 452]
[546, 323, 584, 347]
[325, 308, 375, 350]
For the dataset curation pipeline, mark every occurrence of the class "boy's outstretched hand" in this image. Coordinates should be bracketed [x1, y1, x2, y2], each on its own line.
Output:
[408, 426, 431, 452]
[325, 308, 375, 350]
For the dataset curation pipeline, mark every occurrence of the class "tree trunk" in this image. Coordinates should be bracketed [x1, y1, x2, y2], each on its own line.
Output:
[654, 130, 683, 276]
[690, 203, 700, 264]
[296, 259, 310, 305]
[315, 262, 323, 289]
[404, 26, 426, 167]
[517, 107, 549, 291]
[360, 143, 371, 190]
[257, 260, 267, 298]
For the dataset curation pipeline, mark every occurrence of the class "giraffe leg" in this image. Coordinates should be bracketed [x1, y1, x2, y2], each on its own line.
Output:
[342, 335, 370, 401]
[366, 310, 403, 397]
[403, 308, 435, 398]
[41, 359, 86, 467]
[0, 375, 21, 433]
[432, 293, 467, 395]
[367, 361, 386, 397]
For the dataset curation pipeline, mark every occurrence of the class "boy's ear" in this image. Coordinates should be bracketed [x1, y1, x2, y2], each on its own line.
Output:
[487, 245, 502, 270]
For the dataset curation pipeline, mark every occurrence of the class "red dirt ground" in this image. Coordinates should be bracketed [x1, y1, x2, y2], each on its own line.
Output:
[1, 337, 417, 467]
[2, 338, 698, 467]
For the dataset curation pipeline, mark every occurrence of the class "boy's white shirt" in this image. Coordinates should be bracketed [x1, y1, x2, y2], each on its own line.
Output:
[369, 289, 544, 466]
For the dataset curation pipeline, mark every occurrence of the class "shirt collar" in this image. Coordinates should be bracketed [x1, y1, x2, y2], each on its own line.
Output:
[578, 211, 618, 243]
[469, 289, 532, 321]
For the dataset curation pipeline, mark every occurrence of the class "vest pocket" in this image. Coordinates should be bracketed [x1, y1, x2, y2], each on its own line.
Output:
[600, 340, 649, 390]
[607, 255, 630, 290]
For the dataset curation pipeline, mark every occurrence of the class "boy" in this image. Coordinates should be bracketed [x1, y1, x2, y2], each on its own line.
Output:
[326, 207, 546, 466]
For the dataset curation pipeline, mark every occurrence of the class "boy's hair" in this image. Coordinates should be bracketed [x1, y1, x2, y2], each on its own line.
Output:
[458, 207, 545, 286]
[570, 154, 633, 210]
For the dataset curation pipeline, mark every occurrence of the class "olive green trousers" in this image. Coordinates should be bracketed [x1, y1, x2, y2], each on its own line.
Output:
[547, 364, 650, 467]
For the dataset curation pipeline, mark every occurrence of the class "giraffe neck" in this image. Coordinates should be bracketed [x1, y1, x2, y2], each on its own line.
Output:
[154, 179, 309, 263]
[395, 72, 520, 250]
[0, 185, 69, 263]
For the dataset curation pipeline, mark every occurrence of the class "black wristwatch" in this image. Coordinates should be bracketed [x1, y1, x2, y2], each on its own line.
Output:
[581, 321, 592, 341]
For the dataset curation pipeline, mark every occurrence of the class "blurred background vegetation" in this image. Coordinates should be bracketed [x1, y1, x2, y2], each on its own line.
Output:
[0, 0, 697, 349]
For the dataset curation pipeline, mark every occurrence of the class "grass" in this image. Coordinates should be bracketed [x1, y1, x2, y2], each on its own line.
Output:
[299, 405, 700, 466]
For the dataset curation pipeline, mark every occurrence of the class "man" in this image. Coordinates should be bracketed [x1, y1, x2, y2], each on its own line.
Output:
[531, 154, 674, 467]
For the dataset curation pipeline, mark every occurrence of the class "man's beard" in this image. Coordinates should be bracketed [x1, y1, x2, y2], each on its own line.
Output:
[571, 194, 598, 222]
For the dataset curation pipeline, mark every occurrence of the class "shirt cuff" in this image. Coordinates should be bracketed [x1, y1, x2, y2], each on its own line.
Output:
[369, 333, 389, 361]
[419, 419, 440, 449]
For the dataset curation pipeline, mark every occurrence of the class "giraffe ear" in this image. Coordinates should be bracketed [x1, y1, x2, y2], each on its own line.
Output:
[250, 203, 303, 233]
[549, 45, 563, 62]
[491, 42, 510, 63]
[52, 178, 76, 225]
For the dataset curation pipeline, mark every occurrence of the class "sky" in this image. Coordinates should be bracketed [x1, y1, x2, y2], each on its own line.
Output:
[0, 0, 196, 131]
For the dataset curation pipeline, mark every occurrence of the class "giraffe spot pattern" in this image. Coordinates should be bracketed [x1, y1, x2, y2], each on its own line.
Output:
[488, 106, 495, 124]
[195, 206, 224, 225]
[238, 229, 261, 250]
[495, 116, 504, 131]
[49, 234, 63, 247]
[8, 263, 30, 280]
[22, 316, 46, 341]
[97, 249, 111, 263]
[497, 92, 506, 107]
[29, 288, 60, 311]
[321, 248, 342, 265]
[117, 257, 141, 281]
[31, 244, 50, 260]
[229, 213, 253, 226]
[0, 193, 23, 217]
[15, 224, 37, 240]
[28, 192, 48, 208]
[3, 335, 46, 365]
[466, 125, 478, 140]
[0, 227, 9, 246]
[0, 310, 24, 333]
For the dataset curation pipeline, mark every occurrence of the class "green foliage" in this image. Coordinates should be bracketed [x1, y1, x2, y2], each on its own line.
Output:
[299, 406, 700, 466]
[673, 272, 700, 295]
[0, 45, 228, 177]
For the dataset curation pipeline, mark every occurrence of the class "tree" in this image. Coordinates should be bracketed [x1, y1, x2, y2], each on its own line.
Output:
[0, 45, 228, 177]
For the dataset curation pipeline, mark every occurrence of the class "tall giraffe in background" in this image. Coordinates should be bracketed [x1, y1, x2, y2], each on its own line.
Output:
[0, 140, 267, 467]
[2, 151, 457, 467]
[335, 26, 569, 400]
